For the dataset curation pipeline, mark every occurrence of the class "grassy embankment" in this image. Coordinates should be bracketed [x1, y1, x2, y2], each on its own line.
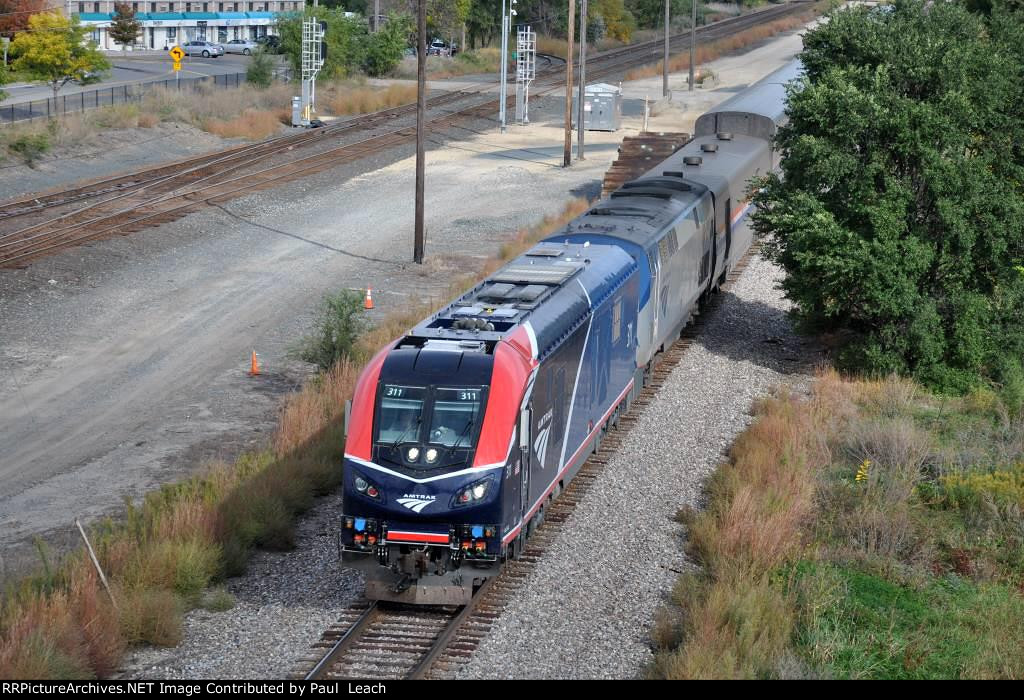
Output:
[652, 371, 1024, 679]
[0, 81, 419, 165]
[0, 197, 589, 679]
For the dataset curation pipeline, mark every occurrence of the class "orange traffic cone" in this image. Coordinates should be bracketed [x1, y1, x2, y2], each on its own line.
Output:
[364, 287, 374, 310]
[249, 350, 260, 376]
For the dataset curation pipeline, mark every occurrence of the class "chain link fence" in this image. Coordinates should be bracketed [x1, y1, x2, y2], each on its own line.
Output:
[1, 70, 290, 126]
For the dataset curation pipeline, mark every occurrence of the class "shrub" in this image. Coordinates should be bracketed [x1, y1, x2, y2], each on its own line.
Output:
[7, 132, 51, 166]
[362, 12, 413, 77]
[119, 589, 183, 647]
[246, 48, 274, 89]
[294, 289, 369, 371]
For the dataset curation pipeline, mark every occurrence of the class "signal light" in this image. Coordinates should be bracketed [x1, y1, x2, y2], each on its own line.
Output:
[355, 477, 368, 492]
[367, 486, 379, 498]
[354, 533, 365, 545]
[368, 534, 377, 545]
[344, 517, 354, 529]
[461, 540, 471, 551]
[474, 540, 486, 552]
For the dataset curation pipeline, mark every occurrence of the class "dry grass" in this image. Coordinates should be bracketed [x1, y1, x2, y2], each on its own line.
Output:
[624, 14, 815, 82]
[324, 83, 418, 116]
[205, 110, 283, 140]
[655, 366, 1024, 679]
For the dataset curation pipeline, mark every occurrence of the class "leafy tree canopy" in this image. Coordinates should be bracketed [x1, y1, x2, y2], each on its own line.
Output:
[754, 0, 1024, 394]
[10, 12, 111, 97]
[110, 2, 142, 50]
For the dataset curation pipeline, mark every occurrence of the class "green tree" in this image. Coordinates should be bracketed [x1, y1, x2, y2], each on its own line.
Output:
[277, 7, 368, 79]
[10, 12, 110, 99]
[753, 1, 1024, 392]
[109, 2, 142, 51]
[246, 47, 274, 87]
[362, 12, 413, 76]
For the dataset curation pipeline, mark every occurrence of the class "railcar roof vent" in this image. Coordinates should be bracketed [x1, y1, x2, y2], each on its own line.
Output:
[700, 143, 719, 153]
[662, 170, 684, 178]
[621, 177, 691, 192]
[683, 156, 703, 166]
[717, 132, 734, 140]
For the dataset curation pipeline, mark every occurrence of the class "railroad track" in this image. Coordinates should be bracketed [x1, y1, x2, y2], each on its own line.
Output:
[0, 3, 810, 268]
[294, 242, 761, 681]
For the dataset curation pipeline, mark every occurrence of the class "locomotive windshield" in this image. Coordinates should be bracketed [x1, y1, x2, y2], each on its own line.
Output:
[428, 388, 482, 448]
[377, 385, 425, 444]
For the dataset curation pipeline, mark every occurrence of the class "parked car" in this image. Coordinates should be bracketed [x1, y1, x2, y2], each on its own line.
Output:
[181, 40, 223, 58]
[224, 39, 258, 55]
[427, 39, 449, 57]
[255, 35, 281, 53]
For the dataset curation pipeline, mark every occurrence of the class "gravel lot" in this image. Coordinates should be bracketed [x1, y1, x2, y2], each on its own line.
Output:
[456, 253, 823, 679]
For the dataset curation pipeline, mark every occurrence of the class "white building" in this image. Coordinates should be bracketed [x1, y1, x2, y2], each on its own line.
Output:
[70, 1, 304, 51]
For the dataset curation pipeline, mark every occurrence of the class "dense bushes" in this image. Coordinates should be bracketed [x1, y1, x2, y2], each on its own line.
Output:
[278, 9, 413, 79]
[753, 1, 1024, 395]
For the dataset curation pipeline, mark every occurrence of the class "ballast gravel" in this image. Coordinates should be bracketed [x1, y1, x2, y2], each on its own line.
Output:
[455, 253, 822, 680]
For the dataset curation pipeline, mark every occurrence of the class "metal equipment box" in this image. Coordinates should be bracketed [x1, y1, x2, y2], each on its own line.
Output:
[577, 82, 622, 132]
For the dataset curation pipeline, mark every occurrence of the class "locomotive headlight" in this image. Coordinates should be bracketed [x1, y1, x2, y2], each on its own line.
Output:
[425, 448, 439, 463]
[453, 477, 492, 507]
[407, 447, 420, 462]
[353, 475, 381, 500]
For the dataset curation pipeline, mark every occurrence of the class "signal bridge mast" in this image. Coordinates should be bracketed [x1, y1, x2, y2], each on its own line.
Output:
[298, 16, 326, 127]
[515, 26, 536, 125]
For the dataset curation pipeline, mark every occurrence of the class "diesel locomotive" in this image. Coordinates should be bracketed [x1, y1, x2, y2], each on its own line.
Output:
[339, 60, 802, 604]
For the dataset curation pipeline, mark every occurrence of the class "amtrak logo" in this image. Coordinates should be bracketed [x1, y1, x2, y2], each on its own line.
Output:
[533, 408, 554, 468]
[397, 494, 436, 513]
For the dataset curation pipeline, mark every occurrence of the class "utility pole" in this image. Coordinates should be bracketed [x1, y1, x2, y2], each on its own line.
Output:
[563, 0, 575, 168]
[577, 0, 587, 160]
[373, 0, 380, 32]
[414, 0, 426, 264]
[663, 0, 669, 97]
[689, 0, 696, 92]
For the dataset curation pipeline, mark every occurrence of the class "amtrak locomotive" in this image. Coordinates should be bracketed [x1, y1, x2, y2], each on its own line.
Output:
[340, 60, 802, 604]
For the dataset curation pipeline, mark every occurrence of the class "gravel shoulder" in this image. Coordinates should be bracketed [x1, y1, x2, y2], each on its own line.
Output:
[456, 253, 823, 679]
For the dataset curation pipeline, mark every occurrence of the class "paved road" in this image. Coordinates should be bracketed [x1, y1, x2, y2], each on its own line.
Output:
[0, 53, 278, 106]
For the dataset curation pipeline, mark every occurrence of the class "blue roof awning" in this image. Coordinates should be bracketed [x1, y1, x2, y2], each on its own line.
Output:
[183, 12, 219, 19]
[77, 12, 113, 21]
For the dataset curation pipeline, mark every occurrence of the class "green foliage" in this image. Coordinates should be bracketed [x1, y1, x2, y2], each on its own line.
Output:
[295, 289, 369, 371]
[362, 12, 413, 77]
[109, 2, 142, 50]
[790, 560, 1024, 679]
[626, 0, 706, 29]
[9, 12, 111, 96]
[245, 47, 274, 88]
[278, 8, 370, 80]
[940, 463, 1024, 513]
[6, 131, 51, 166]
[753, 1, 1024, 394]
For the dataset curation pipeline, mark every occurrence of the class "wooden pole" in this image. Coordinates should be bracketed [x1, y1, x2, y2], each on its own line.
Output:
[414, 0, 426, 264]
[76, 519, 119, 612]
[689, 0, 697, 92]
[563, 0, 575, 168]
[577, 0, 587, 160]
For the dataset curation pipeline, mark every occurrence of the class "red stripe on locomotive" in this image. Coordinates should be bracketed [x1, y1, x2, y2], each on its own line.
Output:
[471, 337, 534, 468]
[344, 342, 396, 461]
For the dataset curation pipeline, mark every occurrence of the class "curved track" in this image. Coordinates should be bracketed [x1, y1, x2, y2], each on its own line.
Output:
[0, 3, 810, 268]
